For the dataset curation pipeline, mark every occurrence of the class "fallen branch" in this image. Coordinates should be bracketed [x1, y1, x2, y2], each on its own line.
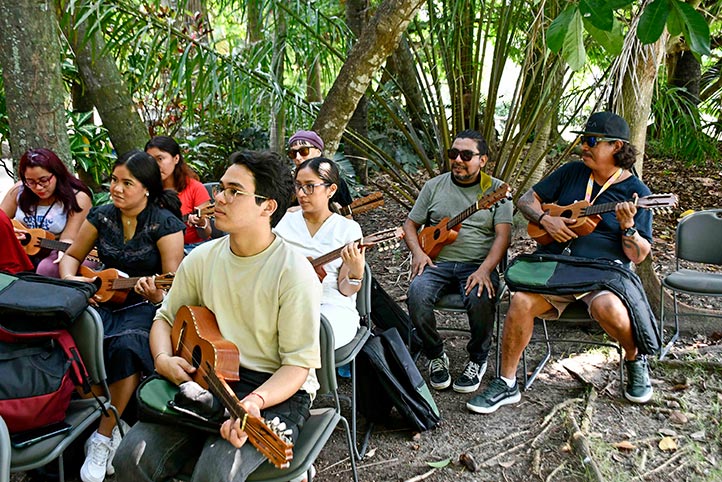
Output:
[467, 428, 531, 452]
[581, 387, 598, 433]
[545, 461, 567, 482]
[531, 398, 583, 448]
[566, 410, 604, 482]
[480, 438, 529, 468]
[403, 467, 436, 482]
[635, 446, 689, 480]
[532, 449, 541, 477]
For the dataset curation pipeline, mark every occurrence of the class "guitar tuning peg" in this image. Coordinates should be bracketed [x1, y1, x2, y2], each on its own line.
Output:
[283, 428, 293, 437]
[276, 421, 287, 432]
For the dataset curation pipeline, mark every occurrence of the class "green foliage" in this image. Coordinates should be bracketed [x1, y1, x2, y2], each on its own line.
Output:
[647, 84, 721, 166]
[182, 116, 269, 183]
[66, 111, 116, 185]
[637, 0, 710, 58]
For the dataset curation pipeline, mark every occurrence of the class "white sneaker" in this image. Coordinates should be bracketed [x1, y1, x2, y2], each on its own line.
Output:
[106, 419, 130, 476]
[80, 432, 112, 482]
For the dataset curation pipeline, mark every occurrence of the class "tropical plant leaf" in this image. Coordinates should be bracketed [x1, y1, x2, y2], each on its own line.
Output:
[671, 0, 711, 57]
[584, 16, 624, 55]
[547, 5, 576, 53]
[579, 0, 613, 32]
[637, 0, 670, 44]
[666, 3, 684, 36]
[562, 7, 586, 72]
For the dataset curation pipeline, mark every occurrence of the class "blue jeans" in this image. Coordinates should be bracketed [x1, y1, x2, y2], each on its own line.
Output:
[407, 261, 499, 364]
[114, 370, 310, 482]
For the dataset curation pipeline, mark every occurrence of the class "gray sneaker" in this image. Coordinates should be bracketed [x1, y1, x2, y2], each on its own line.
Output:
[453, 360, 487, 393]
[428, 353, 451, 390]
[625, 355, 653, 404]
[466, 377, 521, 414]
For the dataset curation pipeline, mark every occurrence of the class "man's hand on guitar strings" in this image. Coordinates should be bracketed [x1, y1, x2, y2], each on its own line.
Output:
[155, 353, 195, 385]
[220, 397, 262, 449]
[615, 193, 638, 229]
[542, 215, 578, 243]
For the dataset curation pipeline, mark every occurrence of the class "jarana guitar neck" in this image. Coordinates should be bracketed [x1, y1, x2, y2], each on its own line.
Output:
[79, 265, 174, 304]
[527, 193, 678, 245]
[11, 219, 100, 262]
[339, 192, 384, 217]
[309, 227, 403, 281]
[418, 183, 511, 259]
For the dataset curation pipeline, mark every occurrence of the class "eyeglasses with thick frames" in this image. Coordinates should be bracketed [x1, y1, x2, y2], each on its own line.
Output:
[212, 184, 268, 203]
[294, 182, 330, 195]
[447, 148, 480, 162]
[24, 173, 54, 188]
[580, 136, 624, 148]
[287, 146, 313, 159]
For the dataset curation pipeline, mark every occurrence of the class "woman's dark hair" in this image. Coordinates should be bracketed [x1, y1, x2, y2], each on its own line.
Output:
[144, 136, 199, 192]
[455, 129, 489, 156]
[295, 157, 341, 213]
[18, 148, 92, 216]
[115, 150, 182, 220]
[612, 142, 639, 170]
[228, 150, 294, 227]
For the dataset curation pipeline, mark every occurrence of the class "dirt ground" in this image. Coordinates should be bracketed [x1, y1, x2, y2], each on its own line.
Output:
[10, 156, 722, 482]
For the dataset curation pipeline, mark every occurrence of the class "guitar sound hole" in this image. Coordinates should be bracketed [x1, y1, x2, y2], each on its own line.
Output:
[561, 209, 573, 219]
[192, 346, 202, 369]
[433, 229, 440, 240]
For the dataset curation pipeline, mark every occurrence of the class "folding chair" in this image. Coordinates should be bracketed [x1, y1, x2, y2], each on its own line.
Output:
[249, 316, 358, 482]
[520, 300, 624, 392]
[334, 263, 372, 461]
[0, 416, 9, 482]
[5, 306, 120, 482]
[659, 209, 722, 359]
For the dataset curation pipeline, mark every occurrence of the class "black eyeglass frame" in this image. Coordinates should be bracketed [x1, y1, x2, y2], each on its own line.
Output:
[447, 148, 481, 162]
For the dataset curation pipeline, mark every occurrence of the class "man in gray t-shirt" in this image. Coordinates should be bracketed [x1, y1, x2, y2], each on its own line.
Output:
[403, 130, 512, 395]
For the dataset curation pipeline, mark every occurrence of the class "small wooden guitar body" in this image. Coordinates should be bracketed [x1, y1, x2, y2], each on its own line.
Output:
[171, 305, 240, 389]
[79, 266, 174, 304]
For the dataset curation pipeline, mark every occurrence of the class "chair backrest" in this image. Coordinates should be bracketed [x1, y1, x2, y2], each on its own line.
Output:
[203, 182, 218, 199]
[356, 264, 372, 323]
[317, 316, 338, 396]
[676, 209, 722, 265]
[0, 416, 9, 482]
[67, 306, 106, 384]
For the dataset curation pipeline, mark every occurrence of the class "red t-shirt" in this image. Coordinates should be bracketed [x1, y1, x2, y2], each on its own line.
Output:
[179, 178, 212, 245]
[0, 210, 33, 273]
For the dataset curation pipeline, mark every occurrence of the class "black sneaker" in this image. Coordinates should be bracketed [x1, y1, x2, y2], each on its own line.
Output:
[428, 353, 451, 390]
[625, 355, 653, 404]
[466, 377, 521, 414]
[453, 360, 487, 393]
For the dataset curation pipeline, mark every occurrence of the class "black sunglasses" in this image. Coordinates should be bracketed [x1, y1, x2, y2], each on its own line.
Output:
[287, 146, 312, 159]
[447, 148, 480, 162]
[580, 136, 621, 148]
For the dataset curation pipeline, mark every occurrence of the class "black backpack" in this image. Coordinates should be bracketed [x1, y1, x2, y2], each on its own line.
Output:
[370, 276, 422, 356]
[357, 328, 440, 432]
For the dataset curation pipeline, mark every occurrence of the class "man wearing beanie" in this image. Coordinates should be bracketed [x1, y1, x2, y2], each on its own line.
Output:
[287, 129, 353, 210]
[468, 111, 656, 414]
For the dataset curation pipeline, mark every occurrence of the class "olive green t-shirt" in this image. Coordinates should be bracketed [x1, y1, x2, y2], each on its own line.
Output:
[408, 173, 512, 263]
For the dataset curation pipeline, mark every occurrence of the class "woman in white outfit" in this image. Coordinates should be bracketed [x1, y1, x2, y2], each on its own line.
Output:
[275, 157, 365, 349]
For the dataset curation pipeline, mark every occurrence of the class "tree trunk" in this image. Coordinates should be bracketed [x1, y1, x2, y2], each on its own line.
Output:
[61, 5, 149, 156]
[306, 57, 323, 104]
[313, 0, 426, 156]
[269, 3, 286, 152]
[246, 0, 262, 44]
[0, 0, 71, 166]
[385, 37, 426, 133]
[344, 0, 370, 183]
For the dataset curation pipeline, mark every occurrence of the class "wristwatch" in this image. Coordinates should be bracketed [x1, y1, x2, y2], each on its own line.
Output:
[622, 226, 637, 237]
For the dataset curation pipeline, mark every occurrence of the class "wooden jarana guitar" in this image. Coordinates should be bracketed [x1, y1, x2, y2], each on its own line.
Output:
[182, 204, 216, 223]
[79, 266, 174, 304]
[418, 184, 511, 259]
[309, 226, 404, 281]
[11, 219, 100, 262]
[338, 192, 384, 217]
[170, 305, 294, 469]
[527, 193, 678, 245]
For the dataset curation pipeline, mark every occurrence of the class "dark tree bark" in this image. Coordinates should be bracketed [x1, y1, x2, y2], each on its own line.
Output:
[314, 0, 426, 156]
[344, 0, 370, 183]
[269, 4, 287, 152]
[0, 0, 71, 166]
[61, 4, 148, 155]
